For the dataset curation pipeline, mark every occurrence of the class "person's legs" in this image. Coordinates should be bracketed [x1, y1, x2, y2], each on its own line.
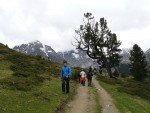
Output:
[88, 78, 90, 86]
[81, 77, 84, 86]
[79, 77, 80, 83]
[83, 77, 86, 86]
[88, 78, 92, 86]
[62, 78, 65, 93]
[89, 79, 91, 86]
[89, 78, 92, 86]
[83, 81, 85, 86]
[66, 77, 70, 93]
[80, 77, 82, 84]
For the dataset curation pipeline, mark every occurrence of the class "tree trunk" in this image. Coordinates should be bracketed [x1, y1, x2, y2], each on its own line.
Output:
[104, 59, 116, 79]
[106, 63, 112, 77]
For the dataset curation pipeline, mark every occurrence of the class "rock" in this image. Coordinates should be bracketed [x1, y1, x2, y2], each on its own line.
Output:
[54, 93, 58, 96]
[66, 104, 71, 108]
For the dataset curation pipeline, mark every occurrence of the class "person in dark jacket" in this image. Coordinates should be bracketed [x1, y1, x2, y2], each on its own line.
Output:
[87, 67, 93, 86]
[60, 60, 72, 94]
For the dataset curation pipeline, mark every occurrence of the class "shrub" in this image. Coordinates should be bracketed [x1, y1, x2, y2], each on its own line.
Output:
[120, 73, 128, 78]
[71, 69, 79, 81]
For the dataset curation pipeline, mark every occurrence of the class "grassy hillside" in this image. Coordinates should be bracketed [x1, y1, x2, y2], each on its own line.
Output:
[96, 75, 150, 113]
[0, 43, 77, 113]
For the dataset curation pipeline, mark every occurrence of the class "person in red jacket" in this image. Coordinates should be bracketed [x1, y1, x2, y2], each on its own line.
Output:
[80, 69, 86, 86]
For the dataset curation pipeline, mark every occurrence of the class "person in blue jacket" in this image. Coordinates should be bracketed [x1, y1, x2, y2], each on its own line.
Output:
[60, 60, 72, 94]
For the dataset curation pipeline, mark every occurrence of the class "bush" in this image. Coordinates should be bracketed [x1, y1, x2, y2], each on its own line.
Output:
[113, 70, 119, 77]
[71, 69, 79, 81]
[120, 73, 127, 78]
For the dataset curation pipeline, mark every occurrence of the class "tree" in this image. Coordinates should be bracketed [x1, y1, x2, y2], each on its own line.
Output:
[129, 44, 147, 81]
[74, 12, 122, 78]
[6, 44, 8, 48]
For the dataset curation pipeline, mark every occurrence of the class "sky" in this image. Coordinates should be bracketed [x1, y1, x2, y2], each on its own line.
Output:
[0, 0, 150, 52]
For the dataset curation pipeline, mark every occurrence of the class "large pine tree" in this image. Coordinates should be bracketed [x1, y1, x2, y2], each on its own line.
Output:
[74, 12, 122, 78]
[129, 44, 147, 81]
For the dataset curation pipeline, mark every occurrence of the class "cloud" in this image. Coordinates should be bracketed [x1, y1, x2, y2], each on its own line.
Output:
[0, 0, 150, 51]
[117, 26, 150, 51]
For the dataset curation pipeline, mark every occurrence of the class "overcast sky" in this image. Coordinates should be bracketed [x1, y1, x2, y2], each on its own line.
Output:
[0, 0, 150, 52]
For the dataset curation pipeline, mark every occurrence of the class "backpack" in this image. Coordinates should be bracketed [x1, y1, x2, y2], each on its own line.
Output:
[87, 71, 93, 78]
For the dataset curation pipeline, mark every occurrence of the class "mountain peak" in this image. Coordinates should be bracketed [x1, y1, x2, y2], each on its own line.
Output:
[13, 41, 64, 63]
[120, 48, 132, 55]
[146, 48, 150, 53]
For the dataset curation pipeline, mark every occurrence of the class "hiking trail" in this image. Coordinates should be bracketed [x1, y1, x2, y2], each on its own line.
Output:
[57, 77, 119, 113]
[93, 77, 119, 113]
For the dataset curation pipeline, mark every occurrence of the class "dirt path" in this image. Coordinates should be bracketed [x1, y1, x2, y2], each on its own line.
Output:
[57, 82, 96, 113]
[92, 77, 119, 113]
[57, 77, 119, 113]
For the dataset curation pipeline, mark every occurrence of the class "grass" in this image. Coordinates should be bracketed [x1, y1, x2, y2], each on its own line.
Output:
[92, 86, 102, 113]
[0, 61, 13, 79]
[96, 76, 150, 113]
[0, 43, 78, 113]
[0, 77, 77, 113]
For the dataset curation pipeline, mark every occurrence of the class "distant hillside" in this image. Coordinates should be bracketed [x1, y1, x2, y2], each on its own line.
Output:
[58, 50, 93, 68]
[13, 40, 64, 63]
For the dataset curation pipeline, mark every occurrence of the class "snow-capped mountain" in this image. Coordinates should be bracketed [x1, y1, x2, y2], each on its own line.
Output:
[120, 48, 131, 63]
[58, 50, 93, 68]
[58, 48, 132, 68]
[13, 40, 93, 67]
[13, 40, 150, 69]
[145, 48, 150, 63]
[13, 40, 64, 63]
[120, 48, 150, 64]
[119, 47, 150, 74]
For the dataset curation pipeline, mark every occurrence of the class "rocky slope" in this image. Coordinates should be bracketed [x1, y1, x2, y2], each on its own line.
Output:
[58, 50, 93, 68]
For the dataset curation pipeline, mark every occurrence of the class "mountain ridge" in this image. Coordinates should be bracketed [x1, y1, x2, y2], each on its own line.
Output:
[13, 40, 93, 67]
[13, 40, 64, 63]
[13, 40, 150, 69]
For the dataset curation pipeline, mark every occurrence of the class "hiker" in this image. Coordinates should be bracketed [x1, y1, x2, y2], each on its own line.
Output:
[80, 69, 86, 86]
[60, 60, 72, 94]
[87, 67, 93, 86]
